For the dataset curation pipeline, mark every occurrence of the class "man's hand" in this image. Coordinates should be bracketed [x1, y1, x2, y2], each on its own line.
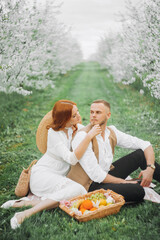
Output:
[139, 168, 154, 187]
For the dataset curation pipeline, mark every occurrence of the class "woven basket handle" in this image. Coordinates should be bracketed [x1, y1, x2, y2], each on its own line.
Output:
[23, 160, 37, 173]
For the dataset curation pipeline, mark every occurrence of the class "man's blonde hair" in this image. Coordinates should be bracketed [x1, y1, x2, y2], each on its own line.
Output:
[92, 99, 110, 110]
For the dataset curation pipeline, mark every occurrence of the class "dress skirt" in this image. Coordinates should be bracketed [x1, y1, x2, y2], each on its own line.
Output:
[30, 165, 87, 201]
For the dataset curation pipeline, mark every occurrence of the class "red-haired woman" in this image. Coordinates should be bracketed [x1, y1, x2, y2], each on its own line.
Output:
[2, 100, 101, 229]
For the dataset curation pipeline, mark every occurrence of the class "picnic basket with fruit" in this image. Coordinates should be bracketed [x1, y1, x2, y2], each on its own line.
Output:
[59, 189, 125, 222]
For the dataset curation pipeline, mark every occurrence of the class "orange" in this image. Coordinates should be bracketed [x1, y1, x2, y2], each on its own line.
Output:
[90, 207, 97, 211]
[82, 199, 93, 210]
[80, 208, 87, 214]
[79, 203, 85, 210]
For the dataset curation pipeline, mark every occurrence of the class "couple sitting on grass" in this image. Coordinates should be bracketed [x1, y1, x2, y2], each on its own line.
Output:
[1, 99, 160, 229]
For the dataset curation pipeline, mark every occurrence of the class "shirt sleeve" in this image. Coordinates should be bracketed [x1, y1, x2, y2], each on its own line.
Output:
[109, 125, 151, 151]
[72, 131, 107, 183]
[47, 129, 78, 165]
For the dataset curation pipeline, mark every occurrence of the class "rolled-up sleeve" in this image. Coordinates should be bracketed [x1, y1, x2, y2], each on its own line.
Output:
[72, 132, 107, 183]
[109, 126, 151, 151]
[54, 143, 78, 165]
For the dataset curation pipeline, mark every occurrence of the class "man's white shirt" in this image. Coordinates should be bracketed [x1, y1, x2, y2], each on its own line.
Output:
[72, 125, 151, 183]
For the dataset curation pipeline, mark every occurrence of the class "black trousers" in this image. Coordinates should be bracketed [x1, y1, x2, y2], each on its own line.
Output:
[88, 149, 160, 202]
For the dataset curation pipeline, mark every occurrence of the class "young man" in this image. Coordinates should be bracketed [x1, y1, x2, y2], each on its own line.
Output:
[69, 99, 160, 202]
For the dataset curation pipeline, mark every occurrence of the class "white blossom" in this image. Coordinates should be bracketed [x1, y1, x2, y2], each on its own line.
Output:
[0, 0, 82, 95]
[140, 89, 144, 95]
[95, 0, 160, 99]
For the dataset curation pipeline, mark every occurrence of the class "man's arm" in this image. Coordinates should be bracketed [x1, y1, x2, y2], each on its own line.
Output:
[103, 145, 155, 186]
[139, 145, 155, 187]
[102, 174, 126, 183]
[110, 125, 155, 187]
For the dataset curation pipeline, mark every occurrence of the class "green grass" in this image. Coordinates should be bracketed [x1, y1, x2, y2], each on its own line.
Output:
[0, 62, 160, 239]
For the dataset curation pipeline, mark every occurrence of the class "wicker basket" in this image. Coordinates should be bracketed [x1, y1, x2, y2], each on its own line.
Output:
[59, 189, 125, 222]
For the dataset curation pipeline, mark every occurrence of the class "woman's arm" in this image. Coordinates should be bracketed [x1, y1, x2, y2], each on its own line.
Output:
[74, 125, 101, 160]
[47, 125, 101, 165]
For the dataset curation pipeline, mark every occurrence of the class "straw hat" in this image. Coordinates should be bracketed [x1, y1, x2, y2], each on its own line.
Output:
[36, 110, 52, 154]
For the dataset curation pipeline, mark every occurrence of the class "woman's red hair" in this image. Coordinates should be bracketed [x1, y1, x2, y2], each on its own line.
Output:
[47, 100, 77, 131]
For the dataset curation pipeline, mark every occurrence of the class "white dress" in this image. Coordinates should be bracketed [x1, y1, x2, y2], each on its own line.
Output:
[30, 127, 87, 201]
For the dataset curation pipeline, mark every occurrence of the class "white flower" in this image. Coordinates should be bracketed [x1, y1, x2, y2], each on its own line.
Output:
[70, 208, 82, 216]
[92, 200, 100, 208]
[106, 196, 115, 204]
[140, 89, 144, 95]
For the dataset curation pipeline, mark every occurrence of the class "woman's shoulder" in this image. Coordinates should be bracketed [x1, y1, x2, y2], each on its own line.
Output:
[48, 127, 54, 134]
[48, 128, 62, 137]
[47, 128, 64, 146]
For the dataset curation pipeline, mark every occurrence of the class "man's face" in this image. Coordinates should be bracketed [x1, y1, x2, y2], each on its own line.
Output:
[90, 103, 111, 126]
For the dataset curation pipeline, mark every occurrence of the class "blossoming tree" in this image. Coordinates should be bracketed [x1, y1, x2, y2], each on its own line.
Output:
[95, 0, 160, 99]
[0, 0, 82, 95]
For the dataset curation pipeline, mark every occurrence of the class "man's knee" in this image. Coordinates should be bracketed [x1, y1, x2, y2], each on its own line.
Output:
[134, 149, 146, 169]
[134, 149, 144, 158]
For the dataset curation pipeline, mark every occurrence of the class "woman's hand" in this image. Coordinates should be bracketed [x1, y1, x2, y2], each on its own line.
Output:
[88, 124, 102, 139]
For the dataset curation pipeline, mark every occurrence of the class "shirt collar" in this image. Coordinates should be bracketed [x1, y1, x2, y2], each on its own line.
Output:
[105, 127, 110, 137]
[96, 127, 110, 140]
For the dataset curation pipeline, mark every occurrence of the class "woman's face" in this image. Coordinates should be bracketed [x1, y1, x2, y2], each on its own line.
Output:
[65, 105, 81, 128]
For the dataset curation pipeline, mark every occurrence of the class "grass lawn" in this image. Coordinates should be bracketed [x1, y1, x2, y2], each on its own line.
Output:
[0, 62, 160, 240]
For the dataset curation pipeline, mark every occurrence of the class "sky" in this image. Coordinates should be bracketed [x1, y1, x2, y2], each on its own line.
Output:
[35, 0, 140, 59]
[57, 0, 140, 59]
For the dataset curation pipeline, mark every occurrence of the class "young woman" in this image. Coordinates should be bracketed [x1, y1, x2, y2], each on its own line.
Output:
[1, 100, 101, 229]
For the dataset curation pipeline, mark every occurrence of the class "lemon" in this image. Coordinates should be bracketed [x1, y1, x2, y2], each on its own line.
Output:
[99, 199, 107, 206]
[107, 202, 112, 206]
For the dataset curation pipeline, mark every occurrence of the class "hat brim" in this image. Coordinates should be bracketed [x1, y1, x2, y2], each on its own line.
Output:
[36, 110, 52, 154]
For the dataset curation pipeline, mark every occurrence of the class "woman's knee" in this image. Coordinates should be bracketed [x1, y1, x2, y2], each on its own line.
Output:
[77, 184, 87, 195]
[71, 182, 87, 196]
